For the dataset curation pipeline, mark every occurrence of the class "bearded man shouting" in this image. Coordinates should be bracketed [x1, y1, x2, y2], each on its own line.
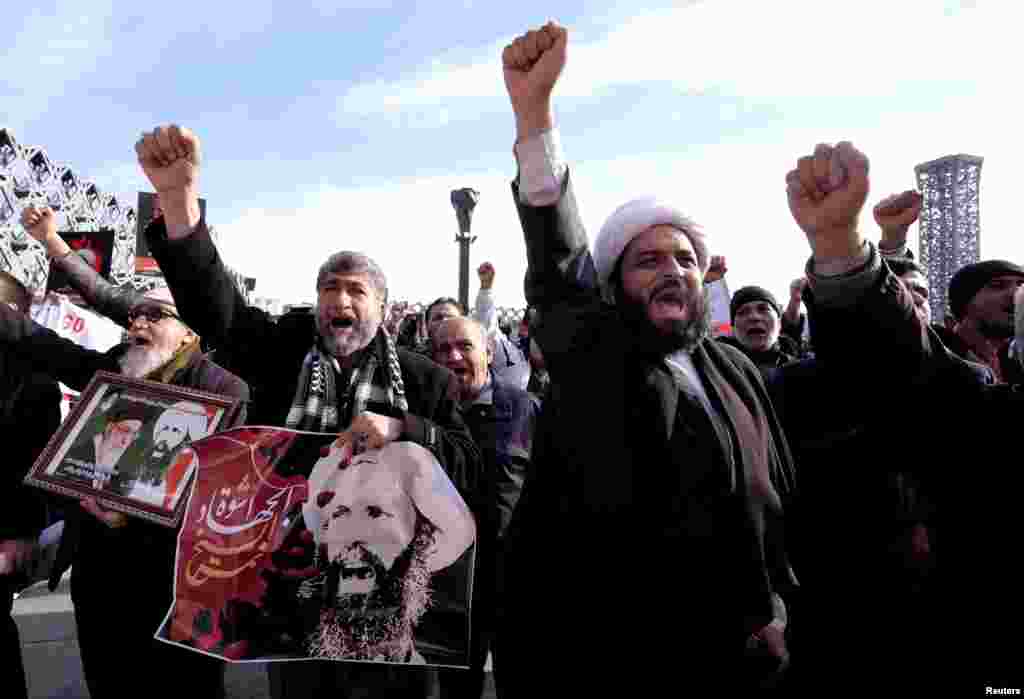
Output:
[0, 205, 249, 699]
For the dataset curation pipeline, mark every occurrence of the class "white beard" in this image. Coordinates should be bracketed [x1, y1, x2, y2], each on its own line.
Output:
[118, 344, 175, 379]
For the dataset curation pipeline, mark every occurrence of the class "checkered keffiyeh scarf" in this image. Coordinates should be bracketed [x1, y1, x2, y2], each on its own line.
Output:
[286, 327, 408, 433]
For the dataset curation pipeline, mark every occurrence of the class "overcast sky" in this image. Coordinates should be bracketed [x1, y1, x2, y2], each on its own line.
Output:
[5, 0, 1019, 308]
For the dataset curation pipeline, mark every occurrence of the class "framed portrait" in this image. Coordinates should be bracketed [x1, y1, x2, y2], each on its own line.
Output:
[24, 371, 244, 528]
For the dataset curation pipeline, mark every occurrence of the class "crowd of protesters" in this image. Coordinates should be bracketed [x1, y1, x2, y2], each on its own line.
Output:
[2, 19, 1023, 699]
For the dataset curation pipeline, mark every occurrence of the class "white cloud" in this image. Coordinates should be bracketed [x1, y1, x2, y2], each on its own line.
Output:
[333, 0, 1017, 125]
[214, 92, 1024, 312]
[1, 1, 116, 128]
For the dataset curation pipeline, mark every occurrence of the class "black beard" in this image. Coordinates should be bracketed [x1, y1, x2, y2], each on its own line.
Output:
[617, 288, 709, 356]
[306, 520, 435, 661]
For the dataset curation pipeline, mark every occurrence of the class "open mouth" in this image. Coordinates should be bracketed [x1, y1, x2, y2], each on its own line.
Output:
[130, 336, 151, 347]
[331, 317, 355, 330]
[447, 366, 469, 378]
[652, 287, 686, 306]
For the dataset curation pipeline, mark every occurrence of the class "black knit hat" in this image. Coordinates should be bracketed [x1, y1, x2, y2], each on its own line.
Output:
[948, 260, 1024, 320]
[730, 286, 781, 322]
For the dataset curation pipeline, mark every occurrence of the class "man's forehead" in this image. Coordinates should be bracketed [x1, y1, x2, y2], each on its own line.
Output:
[320, 271, 372, 287]
[737, 300, 777, 314]
[626, 225, 695, 255]
[435, 318, 479, 343]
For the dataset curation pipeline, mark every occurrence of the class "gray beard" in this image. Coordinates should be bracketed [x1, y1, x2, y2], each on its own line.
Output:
[118, 344, 175, 379]
[319, 318, 379, 358]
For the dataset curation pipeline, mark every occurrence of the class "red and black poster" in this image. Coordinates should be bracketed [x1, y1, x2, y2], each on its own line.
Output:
[158, 427, 477, 668]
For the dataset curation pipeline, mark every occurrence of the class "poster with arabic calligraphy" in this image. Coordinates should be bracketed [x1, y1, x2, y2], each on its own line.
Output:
[158, 426, 477, 669]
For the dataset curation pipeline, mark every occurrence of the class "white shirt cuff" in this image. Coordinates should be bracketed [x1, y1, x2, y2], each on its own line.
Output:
[514, 129, 567, 207]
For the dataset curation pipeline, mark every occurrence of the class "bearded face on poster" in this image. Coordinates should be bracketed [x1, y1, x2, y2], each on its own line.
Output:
[299, 441, 476, 664]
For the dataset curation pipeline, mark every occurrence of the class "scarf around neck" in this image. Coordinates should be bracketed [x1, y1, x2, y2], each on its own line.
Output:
[287, 326, 408, 433]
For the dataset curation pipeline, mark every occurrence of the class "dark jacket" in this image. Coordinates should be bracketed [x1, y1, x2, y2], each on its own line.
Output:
[145, 218, 480, 496]
[0, 353, 61, 543]
[716, 335, 797, 375]
[0, 301, 249, 593]
[501, 175, 797, 691]
[461, 371, 537, 544]
[775, 252, 1021, 690]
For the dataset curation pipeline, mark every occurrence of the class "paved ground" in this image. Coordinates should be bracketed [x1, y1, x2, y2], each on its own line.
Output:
[13, 578, 496, 698]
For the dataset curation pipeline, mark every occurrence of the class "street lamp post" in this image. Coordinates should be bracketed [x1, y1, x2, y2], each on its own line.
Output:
[450, 188, 479, 312]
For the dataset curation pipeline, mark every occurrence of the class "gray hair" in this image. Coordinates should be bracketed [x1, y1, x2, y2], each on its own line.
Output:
[316, 251, 388, 303]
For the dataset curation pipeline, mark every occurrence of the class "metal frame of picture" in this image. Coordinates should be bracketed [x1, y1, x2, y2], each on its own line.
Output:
[25, 371, 244, 528]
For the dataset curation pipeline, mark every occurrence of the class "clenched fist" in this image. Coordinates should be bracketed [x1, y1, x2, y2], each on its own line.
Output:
[873, 190, 922, 246]
[478, 262, 495, 289]
[789, 277, 808, 303]
[136, 124, 201, 195]
[704, 255, 728, 284]
[20, 205, 57, 244]
[786, 142, 870, 262]
[20, 205, 71, 258]
[502, 21, 568, 141]
[136, 125, 203, 233]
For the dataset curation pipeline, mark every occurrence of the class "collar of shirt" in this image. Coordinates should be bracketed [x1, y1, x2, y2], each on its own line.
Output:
[664, 349, 712, 413]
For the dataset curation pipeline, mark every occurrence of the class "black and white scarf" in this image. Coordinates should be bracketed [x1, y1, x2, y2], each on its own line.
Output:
[286, 327, 408, 433]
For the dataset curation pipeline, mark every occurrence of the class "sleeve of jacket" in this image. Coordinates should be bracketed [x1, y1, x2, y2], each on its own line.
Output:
[398, 358, 482, 498]
[145, 217, 280, 360]
[511, 171, 605, 378]
[50, 250, 143, 328]
[805, 247, 935, 376]
[495, 388, 538, 539]
[0, 303, 120, 391]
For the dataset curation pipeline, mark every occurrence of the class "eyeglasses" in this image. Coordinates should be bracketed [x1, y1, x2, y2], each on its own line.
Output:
[127, 305, 179, 325]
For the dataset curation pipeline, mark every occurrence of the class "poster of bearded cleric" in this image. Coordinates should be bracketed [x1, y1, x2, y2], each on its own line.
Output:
[156, 427, 477, 668]
[25, 372, 244, 527]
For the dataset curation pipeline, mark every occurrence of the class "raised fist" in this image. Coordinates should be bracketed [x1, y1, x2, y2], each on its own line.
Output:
[135, 124, 201, 196]
[786, 142, 870, 260]
[789, 277, 808, 303]
[704, 255, 727, 284]
[873, 190, 922, 244]
[502, 22, 568, 138]
[20, 205, 57, 244]
[478, 262, 495, 289]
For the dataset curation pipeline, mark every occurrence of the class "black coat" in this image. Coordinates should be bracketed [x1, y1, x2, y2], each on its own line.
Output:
[145, 218, 480, 496]
[501, 175, 797, 692]
[0, 353, 61, 542]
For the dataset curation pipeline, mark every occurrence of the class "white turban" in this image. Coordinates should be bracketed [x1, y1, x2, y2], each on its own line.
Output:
[593, 197, 708, 302]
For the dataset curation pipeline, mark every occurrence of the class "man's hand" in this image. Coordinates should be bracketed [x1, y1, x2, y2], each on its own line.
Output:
[789, 277, 807, 304]
[335, 411, 404, 453]
[746, 620, 790, 685]
[0, 539, 36, 576]
[873, 190, 922, 246]
[703, 255, 727, 284]
[502, 21, 568, 142]
[80, 497, 128, 529]
[478, 262, 495, 290]
[20, 205, 71, 258]
[135, 124, 202, 233]
[786, 142, 870, 262]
